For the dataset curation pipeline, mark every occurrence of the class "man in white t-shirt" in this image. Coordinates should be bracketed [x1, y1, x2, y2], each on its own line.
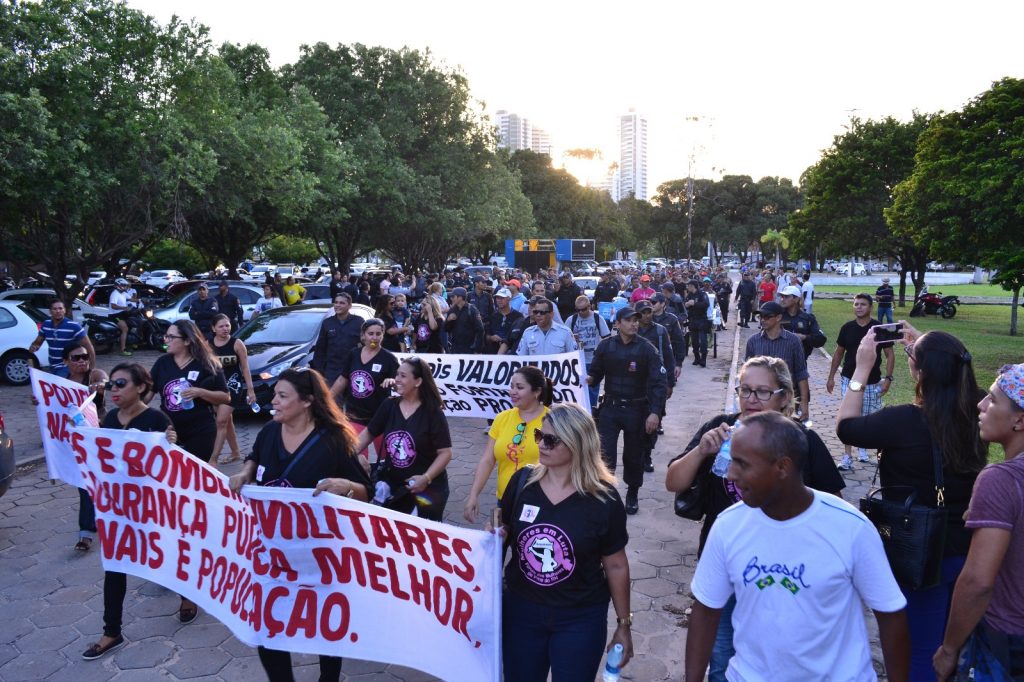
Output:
[801, 272, 815, 314]
[686, 412, 910, 682]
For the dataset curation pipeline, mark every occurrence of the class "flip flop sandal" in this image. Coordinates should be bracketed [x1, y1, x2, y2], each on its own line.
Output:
[81, 636, 125, 660]
[218, 453, 241, 464]
[74, 537, 92, 552]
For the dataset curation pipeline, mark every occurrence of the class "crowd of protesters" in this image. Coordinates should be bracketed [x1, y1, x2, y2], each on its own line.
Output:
[27, 254, 1024, 681]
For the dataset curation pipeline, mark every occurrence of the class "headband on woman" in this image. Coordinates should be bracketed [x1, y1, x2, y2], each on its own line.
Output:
[997, 363, 1024, 410]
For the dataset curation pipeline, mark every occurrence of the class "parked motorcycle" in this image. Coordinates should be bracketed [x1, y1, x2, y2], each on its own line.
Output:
[909, 291, 960, 319]
[86, 308, 169, 353]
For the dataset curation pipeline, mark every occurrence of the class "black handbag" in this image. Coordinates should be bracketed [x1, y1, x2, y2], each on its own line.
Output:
[674, 477, 707, 521]
[858, 445, 947, 591]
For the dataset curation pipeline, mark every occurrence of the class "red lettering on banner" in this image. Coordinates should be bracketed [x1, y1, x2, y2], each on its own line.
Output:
[386, 556, 411, 601]
[312, 546, 367, 586]
[96, 437, 115, 473]
[45, 412, 71, 443]
[221, 507, 256, 554]
[319, 592, 351, 641]
[451, 538, 475, 582]
[263, 585, 289, 637]
[285, 588, 318, 639]
[39, 380, 57, 406]
[89, 481, 207, 536]
[121, 441, 148, 476]
[71, 431, 86, 464]
[408, 564, 432, 608]
[394, 519, 431, 561]
[335, 508, 370, 543]
[176, 539, 191, 580]
[252, 542, 298, 582]
[365, 551, 390, 595]
[425, 528, 454, 575]
[369, 516, 402, 553]
[452, 588, 474, 641]
[38, 380, 89, 408]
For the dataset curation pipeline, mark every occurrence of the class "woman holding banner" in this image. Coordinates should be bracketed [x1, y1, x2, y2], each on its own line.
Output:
[496, 402, 633, 681]
[82, 363, 176, 660]
[150, 320, 230, 464]
[59, 341, 108, 552]
[230, 367, 372, 681]
[463, 366, 553, 522]
[330, 318, 399, 458]
[322, 357, 452, 521]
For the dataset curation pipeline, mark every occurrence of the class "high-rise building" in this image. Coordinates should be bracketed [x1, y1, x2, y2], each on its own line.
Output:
[618, 109, 648, 201]
[494, 109, 552, 155]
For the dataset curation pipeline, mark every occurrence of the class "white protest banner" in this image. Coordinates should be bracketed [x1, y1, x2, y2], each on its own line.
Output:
[30, 366, 99, 487]
[395, 351, 589, 418]
[69, 426, 502, 681]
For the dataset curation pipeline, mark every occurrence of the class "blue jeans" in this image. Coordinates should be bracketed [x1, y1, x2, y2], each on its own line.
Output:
[502, 594, 608, 682]
[878, 306, 894, 323]
[903, 556, 965, 682]
[709, 594, 736, 682]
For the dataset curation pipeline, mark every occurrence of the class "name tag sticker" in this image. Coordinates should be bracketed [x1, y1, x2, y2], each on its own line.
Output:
[519, 505, 540, 523]
[187, 370, 199, 381]
[628, 361, 637, 372]
[256, 465, 266, 482]
[371, 363, 382, 372]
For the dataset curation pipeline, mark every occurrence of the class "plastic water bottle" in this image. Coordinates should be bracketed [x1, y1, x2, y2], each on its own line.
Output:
[603, 643, 624, 682]
[250, 402, 261, 414]
[711, 421, 742, 477]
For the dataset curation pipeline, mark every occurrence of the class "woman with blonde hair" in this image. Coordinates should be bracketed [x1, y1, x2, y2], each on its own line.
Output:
[497, 403, 633, 681]
[413, 292, 445, 353]
[667, 355, 844, 681]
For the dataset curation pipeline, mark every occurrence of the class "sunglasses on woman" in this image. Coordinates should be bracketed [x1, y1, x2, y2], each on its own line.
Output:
[533, 429, 563, 449]
[104, 378, 130, 390]
[512, 421, 526, 446]
[68, 353, 89, 362]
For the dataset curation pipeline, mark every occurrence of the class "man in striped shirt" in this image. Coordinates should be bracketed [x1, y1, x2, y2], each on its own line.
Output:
[744, 301, 811, 422]
[29, 298, 94, 374]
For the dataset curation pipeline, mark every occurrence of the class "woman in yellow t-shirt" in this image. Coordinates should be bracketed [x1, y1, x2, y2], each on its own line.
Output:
[282, 276, 306, 305]
[462, 366, 553, 522]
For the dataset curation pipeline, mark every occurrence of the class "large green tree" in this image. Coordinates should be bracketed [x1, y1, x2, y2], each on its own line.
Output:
[0, 0, 210, 300]
[888, 78, 1024, 334]
[787, 115, 931, 304]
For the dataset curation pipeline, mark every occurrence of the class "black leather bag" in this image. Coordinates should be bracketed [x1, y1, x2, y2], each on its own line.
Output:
[858, 446, 947, 591]
[674, 478, 707, 521]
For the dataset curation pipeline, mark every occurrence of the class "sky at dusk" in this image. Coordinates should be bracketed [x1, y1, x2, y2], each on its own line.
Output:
[127, 0, 1024, 194]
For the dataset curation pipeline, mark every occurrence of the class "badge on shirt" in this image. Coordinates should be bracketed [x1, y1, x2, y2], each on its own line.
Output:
[628, 361, 637, 372]
[519, 504, 540, 523]
[371, 363, 382, 372]
[187, 370, 199, 381]
[256, 465, 266, 482]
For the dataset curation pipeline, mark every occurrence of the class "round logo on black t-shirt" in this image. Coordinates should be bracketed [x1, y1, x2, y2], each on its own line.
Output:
[384, 430, 416, 468]
[517, 524, 576, 586]
[349, 370, 374, 399]
[417, 323, 430, 341]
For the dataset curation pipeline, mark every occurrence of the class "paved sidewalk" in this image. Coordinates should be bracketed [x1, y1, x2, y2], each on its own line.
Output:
[0, 325, 887, 681]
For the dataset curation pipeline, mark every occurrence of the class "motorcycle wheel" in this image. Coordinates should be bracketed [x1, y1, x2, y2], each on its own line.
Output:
[941, 304, 957, 319]
[910, 303, 924, 318]
[149, 331, 166, 350]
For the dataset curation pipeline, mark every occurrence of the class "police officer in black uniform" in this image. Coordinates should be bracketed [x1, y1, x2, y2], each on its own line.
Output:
[586, 305, 667, 515]
[594, 270, 620, 304]
[778, 285, 826, 359]
[734, 271, 757, 328]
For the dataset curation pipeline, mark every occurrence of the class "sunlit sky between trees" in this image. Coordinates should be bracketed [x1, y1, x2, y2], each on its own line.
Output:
[128, 0, 1023, 192]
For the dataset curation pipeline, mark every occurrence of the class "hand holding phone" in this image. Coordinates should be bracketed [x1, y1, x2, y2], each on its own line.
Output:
[874, 322, 903, 345]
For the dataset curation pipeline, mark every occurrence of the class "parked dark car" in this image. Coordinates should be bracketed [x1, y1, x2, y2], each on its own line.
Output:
[234, 302, 375, 410]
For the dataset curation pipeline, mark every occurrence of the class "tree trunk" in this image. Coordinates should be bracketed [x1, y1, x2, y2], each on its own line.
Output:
[1011, 287, 1020, 337]
[898, 270, 908, 307]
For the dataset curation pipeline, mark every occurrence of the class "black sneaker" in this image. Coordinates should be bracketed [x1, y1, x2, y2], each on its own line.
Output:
[656, 425, 664, 435]
[643, 454, 654, 473]
[625, 489, 639, 515]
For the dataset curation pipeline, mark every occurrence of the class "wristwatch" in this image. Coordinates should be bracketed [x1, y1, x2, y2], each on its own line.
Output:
[883, 375, 894, 382]
[848, 380, 865, 392]
[616, 613, 633, 627]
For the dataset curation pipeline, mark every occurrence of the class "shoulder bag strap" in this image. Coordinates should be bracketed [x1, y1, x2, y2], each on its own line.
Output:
[932, 444, 946, 507]
[280, 429, 323, 481]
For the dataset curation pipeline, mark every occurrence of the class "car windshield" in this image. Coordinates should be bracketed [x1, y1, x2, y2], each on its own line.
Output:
[237, 311, 323, 345]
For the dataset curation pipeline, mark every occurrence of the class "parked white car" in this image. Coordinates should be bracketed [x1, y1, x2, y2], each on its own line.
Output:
[152, 283, 266, 324]
[246, 264, 277, 281]
[0, 287, 110, 322]
[575, 276, 599, 299]
[143, 270, 188, 288]
[835, 262, 867, 276]
[0, 301, 50, 385]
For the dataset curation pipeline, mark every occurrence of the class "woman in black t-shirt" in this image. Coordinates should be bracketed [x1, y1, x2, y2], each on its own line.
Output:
[665, 355, 844, 682]
[331, 357, 452, 520]
[412, 294, 445, 353]
[209, 314, 256, 466]
[836, 325, 986, 681]
[230, 367, 371, 682]
[329, 318, 399, 457]
[81, 363, 176, 661]
[149, 320, 229, 463]
[497, 403, 632, 682]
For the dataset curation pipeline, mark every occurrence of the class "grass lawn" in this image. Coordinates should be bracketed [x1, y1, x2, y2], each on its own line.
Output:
[814, 283, 1014, 298]
[811, 300, 1024, 461]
